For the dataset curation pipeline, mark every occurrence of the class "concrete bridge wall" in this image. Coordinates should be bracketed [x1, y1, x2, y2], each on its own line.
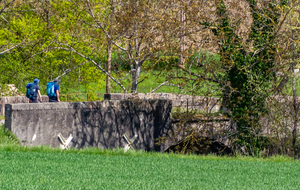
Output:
[5, 100, 172, 152]
[1, 95, 49, 115]
[104, 93, 220, 112]
[1, 93, 219, 116]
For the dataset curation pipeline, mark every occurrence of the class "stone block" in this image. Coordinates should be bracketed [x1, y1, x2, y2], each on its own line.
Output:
[1, 95, 49, 115]
[5, 100, 172, 152]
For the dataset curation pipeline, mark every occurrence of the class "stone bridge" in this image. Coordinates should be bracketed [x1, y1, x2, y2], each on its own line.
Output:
[5, 100, 172, 152]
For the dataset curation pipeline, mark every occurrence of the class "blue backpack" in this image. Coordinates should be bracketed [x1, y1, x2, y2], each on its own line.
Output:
[46, 82, 56, 98]
[26, 83, 36, 99]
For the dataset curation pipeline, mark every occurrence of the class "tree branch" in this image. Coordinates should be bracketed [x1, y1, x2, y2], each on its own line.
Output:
[55, 43, 128, 92]
[85, 0, 127, 52]
[0, 0, 15, 15]
[56, 60, 89, 80]
[151, 81, 181, 93]
[179, 66, 220, 83]
[0, 44, 20, 55]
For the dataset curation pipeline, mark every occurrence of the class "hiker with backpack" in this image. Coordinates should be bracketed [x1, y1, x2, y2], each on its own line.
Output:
[47, 78, 60, 102]
[26, 78, 43, 103]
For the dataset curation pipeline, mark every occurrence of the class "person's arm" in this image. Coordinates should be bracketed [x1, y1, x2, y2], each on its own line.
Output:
[56, 90, 60, 102]
[38, 90, 42, 102]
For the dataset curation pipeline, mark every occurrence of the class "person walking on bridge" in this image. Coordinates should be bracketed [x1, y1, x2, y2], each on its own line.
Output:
[47, 78, 61, 102]
[26, 78, 43, 103]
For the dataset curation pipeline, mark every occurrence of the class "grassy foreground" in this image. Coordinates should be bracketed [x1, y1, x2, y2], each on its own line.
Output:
[0, 146, 300, 190]
[1, 125, 300, 189]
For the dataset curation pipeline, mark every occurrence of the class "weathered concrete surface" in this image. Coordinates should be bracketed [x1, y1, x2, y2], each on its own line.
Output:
[1, 95, 49, 115]
[104, 93, 220, 112]
[5, 100, 172, 151]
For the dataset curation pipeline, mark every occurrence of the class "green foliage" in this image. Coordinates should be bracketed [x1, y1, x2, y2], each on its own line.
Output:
[187, 51, 221, 70]
[212, 0, 286, 156]
[0, 0, 296, 159]
[145, 55, 179, 71]
[0, 125, 20, 145]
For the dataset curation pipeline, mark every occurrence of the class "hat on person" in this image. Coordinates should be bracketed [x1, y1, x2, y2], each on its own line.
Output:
[54, 78, 59, 83]
[34, 78, 39, 84]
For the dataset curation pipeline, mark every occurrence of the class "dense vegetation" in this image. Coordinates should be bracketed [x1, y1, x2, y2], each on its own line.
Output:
[1, 0, 300, 157]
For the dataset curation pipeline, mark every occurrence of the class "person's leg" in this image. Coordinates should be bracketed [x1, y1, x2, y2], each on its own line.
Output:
[31, 99, 38, 103]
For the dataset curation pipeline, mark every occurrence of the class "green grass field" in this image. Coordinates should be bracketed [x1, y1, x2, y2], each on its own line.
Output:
[1, 125, 300, 189]
[0, 149, 300, 190]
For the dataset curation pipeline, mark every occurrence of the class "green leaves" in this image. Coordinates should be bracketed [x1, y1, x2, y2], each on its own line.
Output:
[210, 0, 288, 155]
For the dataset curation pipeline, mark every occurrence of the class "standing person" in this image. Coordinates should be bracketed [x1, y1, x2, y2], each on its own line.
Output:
[26, 78, 43, 103]
[47, 78, 60, 102]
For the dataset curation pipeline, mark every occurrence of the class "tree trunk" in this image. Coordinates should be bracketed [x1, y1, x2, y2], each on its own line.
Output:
[106, 0, 114, 94]
[220, 86, 230, 113]
[78, 67, 80, 85]
[106, 41, 111, 93]
[179, 8, 185, 68]
[291, 29, 298, 159]
[273, 75, 289, 96]
[131, 64, 141, 93]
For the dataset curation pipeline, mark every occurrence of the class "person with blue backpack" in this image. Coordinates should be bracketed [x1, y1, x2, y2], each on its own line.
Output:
[47, 78, 60, 102]
[26, 78, 43, 103]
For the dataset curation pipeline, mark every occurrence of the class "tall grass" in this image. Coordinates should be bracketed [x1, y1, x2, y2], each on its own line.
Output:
[0, 124, 20, 145]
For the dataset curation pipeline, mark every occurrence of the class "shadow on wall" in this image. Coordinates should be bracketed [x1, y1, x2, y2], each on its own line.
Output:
[69, 100, 172, 151]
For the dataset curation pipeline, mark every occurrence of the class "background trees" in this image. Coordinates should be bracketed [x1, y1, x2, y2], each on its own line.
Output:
[164, 0, 299, 156]
[1, 0, 300, 156]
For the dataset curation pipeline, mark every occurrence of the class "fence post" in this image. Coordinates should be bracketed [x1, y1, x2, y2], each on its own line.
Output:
[187, 98, 188, 117]
[87, 94, 89, 101]
[67, 95, 69, 102]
